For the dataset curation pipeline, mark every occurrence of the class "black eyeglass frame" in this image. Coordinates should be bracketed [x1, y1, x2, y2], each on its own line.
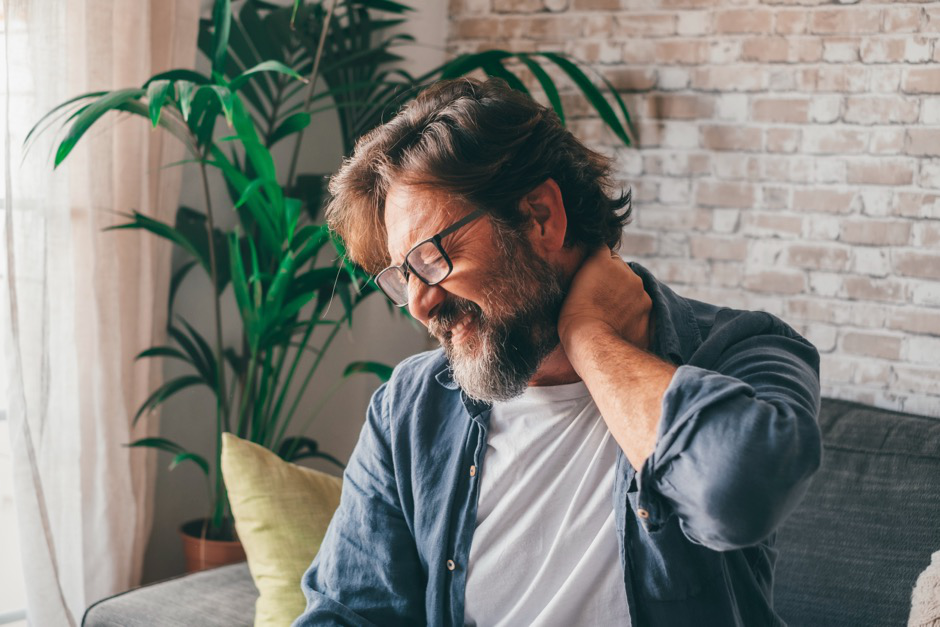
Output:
[375, 208, 487, 307]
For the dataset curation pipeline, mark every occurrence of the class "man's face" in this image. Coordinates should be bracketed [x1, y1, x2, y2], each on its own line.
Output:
[384, 183, 565, 402]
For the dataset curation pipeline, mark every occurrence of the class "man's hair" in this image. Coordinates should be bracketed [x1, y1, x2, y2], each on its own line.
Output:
[325, 77, 632, 274]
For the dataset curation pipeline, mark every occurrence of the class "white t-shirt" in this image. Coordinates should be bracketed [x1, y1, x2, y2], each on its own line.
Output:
[463, 381, 631, 627]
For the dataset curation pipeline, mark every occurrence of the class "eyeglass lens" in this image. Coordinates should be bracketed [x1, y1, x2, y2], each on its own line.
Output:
[376, 241, 450, 306]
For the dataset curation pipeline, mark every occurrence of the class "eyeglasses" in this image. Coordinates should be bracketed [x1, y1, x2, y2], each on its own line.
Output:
[375, 208, 486, 307]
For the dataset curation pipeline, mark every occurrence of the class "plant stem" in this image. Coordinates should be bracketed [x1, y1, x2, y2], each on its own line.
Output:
[286, 0, 337, 190]
[236, 350, 259, 439]
[198, 158, 230, 426]
[266, 313, 323, 445]
[198, 156, 231, 538]
[282, 375, 346, 462]
[260, 342, 291, 445]
[275, 321, 342, 446]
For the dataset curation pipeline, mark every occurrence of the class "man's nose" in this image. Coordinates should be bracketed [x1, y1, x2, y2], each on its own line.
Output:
[407, 277, 445, 325]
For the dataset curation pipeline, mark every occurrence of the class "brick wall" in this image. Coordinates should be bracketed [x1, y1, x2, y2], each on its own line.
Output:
[448, 1, 940, 417]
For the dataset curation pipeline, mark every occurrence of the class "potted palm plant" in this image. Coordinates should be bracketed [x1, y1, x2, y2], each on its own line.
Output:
[28, 0, 635, 571]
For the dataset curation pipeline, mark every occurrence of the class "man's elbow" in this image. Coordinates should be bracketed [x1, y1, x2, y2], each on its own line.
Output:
[681, 426, 823, 552]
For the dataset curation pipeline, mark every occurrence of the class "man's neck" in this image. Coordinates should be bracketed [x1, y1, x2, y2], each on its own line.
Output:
[527, 312, 656, 388]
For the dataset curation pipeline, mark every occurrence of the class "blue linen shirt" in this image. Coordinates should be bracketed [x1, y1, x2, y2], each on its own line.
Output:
[295, 261, 822, 627]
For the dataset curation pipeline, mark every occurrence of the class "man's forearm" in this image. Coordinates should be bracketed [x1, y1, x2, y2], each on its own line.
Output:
[562, 323, 677, 472]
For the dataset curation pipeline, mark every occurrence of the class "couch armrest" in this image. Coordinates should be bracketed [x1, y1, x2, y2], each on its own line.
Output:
[82, 562, 258, 626]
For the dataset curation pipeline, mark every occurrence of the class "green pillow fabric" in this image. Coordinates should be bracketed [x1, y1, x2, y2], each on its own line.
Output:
[221, 432, 343, 627]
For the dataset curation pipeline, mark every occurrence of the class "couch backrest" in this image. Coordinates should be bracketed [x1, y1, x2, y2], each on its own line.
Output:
[774, 398, 940, 627]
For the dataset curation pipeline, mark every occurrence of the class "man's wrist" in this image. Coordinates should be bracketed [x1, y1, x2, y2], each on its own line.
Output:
[560, 320, 624, 373]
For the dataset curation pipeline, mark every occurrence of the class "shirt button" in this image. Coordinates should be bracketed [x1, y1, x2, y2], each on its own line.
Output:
[637, 508, 650, 519]
[446, 559, 456, 571]
[469, 465, 476, 477]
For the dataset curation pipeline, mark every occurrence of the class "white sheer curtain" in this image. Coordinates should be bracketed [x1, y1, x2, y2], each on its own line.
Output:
[1, 1, 198, 625]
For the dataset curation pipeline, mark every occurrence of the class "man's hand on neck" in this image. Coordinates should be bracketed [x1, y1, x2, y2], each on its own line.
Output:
[554, 247, 678, 472]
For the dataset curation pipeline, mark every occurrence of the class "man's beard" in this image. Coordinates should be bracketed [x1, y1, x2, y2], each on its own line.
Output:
[427, 232, 565, 403]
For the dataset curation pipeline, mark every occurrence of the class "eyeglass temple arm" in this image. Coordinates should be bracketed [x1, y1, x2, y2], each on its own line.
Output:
[433, 208, 486, 242]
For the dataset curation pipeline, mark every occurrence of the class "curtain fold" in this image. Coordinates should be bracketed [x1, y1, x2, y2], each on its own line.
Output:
[1, 1, 199, 624]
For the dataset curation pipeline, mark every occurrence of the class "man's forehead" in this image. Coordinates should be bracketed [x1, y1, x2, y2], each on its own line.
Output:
[384, 184, 464, 260]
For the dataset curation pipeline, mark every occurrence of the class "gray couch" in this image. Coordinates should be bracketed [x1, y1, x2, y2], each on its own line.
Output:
[83, 398, 940, 626]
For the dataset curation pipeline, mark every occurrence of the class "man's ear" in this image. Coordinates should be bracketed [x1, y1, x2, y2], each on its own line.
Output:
[520, 178, 567, 254]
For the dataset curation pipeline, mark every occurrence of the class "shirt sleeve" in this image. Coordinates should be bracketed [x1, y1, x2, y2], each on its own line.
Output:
[293, 383, 427, 627]
[636, 312, 823, 552]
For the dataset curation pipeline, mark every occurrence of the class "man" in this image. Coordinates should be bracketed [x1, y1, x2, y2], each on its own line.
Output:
[294, 78, 822, 627]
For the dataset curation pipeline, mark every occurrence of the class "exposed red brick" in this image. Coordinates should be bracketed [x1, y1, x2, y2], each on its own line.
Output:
[787, 244, 851, 271]
[653, 94, 715, 120]
[715, 9, 773, 34]
[613, 14, 676, 37]
[752, 98, 811, 123]
[906, 129, 940, 157]
[696, 180, 756, 208]
[844, 96, 920, 125]
[894, 251, 940, 280]
[842, 219, 912, 246]
[903, 68, 940, 94]
[792, 188, 856, 214]
[701, 125, 762, 151]
[846, 161, 915, 186]
[743, 269, 806, 294]
[842, 331, 903, 360]
[690, 235, 748, 260]
[810, 9, 882, 35]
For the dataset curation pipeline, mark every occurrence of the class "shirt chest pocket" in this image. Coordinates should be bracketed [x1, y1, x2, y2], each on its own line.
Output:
[626, 491, 724, 601]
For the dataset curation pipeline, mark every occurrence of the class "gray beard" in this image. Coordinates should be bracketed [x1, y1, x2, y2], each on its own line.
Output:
[431, 248, 565, 403]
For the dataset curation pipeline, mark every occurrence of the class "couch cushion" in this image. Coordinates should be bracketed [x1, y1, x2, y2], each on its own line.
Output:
[775, 398, 940, 627]
[221, 432, 343, 627]
[82, 562, 257, 626]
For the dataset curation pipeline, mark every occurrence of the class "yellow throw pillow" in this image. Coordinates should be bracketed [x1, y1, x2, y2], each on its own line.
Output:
[221, 432, 343, 627]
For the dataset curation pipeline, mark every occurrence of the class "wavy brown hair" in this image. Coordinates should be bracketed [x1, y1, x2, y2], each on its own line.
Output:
[325, 77, 632, 274]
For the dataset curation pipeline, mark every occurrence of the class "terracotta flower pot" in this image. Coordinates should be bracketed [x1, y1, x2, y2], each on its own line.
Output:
[179, 518, 247, 573]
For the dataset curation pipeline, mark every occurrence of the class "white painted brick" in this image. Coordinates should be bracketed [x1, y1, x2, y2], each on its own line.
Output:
[657, 68, 691, 91]
[809, 272, 843, 297]
[709, 40, 741, 64]
[813, 158, 847, 184]
[851, 248, 891, 277]
[903, 336, 940, 365]
[804, 323, 838, 352]
[715, 94, 749, 122]
[662, 122, 700, 149]
[809, 96, 842, 123]
[859, 187, 895, 217]
[902, 395, 940, 419]
[905, 37, 932, 63]
[615, 148, 644, 178]
[767, 69, 796, 92]
[660, 178, 691, 204]
[658, 232, 689, 257]
[677, 11, 709, 36]
[920, 159, 940, 190]
[823, 39, 858, 63]
[712, 208, 741, 233]
[808, 215, 842, 239]
[921, 98, 940, 124]
[870, 67, 901, 93]
[747, 239, 789, 265]
[912, 281, 940, 307]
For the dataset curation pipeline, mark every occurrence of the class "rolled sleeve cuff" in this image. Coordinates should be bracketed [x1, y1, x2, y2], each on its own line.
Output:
[635, 364, 755, 531]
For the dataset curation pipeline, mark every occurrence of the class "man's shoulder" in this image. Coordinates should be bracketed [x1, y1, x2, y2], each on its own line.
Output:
[632, 261, 814, 364]
[681, 295, 819, 372]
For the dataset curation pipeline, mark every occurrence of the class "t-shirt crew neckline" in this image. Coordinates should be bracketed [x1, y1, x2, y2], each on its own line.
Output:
[500, 379, 593, 404]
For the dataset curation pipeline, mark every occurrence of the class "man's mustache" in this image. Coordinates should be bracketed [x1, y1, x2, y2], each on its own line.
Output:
[428, 296, 482, 339]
